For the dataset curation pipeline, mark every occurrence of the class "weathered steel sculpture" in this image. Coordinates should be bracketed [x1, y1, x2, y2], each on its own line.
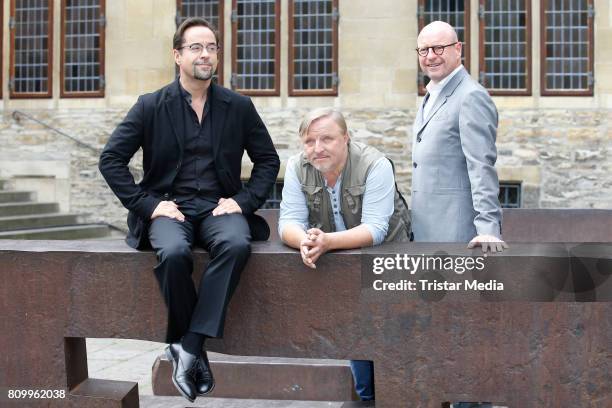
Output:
[1, 209, 611, 407]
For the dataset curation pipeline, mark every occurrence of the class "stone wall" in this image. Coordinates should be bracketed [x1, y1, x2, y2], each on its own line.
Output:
[0, 107, 610, 231]
[496, 109, 612, 209]
[0, 109, 131, 230]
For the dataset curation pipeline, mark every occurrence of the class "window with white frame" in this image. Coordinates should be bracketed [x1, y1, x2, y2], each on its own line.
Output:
[10, 0, 54, 98]
[479, 0, 531, 95]
[288, 0, 338, 96]
[61, 0, 106, 97]
[541, 0, 594, 96]
[231, 0, 280, 95]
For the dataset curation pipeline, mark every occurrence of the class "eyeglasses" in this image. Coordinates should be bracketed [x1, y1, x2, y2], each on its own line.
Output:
[415, 42, 458, 57]
[179, 42, 220, 54]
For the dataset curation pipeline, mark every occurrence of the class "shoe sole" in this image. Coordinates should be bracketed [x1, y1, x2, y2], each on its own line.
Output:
[165, 346, 196, 403]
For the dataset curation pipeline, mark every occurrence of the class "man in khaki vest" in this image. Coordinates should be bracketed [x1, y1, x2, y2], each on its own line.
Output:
[278, 108, 410, 403]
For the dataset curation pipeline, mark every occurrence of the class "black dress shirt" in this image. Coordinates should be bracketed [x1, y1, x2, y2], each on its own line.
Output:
[173, 82, 223, 202]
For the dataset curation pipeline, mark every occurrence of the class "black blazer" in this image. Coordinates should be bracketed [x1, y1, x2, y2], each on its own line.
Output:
[99, 79, 280, 249]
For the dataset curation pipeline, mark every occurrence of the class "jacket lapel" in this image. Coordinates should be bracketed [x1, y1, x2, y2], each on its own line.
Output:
[416, 67, 469, 137]
[210, 83, 231, 159]
[164, 78, 185, 155]
[413, 93, 427, 137]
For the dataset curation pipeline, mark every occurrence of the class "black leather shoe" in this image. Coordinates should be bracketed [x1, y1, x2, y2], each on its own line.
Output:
[195, 350, 215, 395]
[165, 343, 197, 402]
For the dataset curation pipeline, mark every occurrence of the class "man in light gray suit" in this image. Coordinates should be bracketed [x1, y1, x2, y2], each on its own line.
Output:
[412, 21, 507, 254]
[414, 21, 507, 408]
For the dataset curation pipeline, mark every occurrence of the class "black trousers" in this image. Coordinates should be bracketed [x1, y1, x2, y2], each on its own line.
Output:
[148, 197, 251, 343]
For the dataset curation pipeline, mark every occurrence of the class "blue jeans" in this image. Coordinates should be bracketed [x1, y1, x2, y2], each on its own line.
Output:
[350, 360, 374, 401]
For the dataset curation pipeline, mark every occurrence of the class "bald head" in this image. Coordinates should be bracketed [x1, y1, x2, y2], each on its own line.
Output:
[416, 21, 462, 83]
[417, 21, 458, 44]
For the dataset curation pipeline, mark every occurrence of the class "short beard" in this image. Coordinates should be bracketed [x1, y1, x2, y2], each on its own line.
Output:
[309, 160, 332, 174]
[193, 64, 213, 81]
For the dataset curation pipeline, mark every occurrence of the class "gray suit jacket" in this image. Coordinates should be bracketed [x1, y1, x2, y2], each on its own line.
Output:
[411, 67, 502, 242]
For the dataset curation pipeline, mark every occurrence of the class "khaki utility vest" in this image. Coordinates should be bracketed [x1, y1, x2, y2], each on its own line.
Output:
[294, 141, 411, 242]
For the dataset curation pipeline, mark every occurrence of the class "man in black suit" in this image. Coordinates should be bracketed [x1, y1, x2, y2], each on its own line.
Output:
[99, 17, 280, 402]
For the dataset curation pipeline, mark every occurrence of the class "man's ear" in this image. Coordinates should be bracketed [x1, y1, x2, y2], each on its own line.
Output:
[173, 49, 181, 66]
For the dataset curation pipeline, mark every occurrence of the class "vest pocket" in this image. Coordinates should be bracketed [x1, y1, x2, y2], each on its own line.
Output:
[302, 184, 324, 229]
[301, 185, 323, 208]
[343, 184, 366, 215]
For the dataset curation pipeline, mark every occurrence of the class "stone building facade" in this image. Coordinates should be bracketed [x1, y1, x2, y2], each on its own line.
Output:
[0, 0, 610, 231]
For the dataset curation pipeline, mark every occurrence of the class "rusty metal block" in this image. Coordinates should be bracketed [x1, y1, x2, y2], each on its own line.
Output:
[1, 209, 611, 407]
[70, 379, 138, 408]
[152, 354, 357, 401]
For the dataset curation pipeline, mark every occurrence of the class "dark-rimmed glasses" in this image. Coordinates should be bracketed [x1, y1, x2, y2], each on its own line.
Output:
[416, 42, 458, 57]
[178, 43, 220, 54]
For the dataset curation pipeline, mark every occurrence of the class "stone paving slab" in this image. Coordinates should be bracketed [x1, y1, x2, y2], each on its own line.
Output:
[87, 338, 165, 395]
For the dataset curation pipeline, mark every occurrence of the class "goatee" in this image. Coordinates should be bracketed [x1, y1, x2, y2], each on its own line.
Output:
[194, 65, 213, 81]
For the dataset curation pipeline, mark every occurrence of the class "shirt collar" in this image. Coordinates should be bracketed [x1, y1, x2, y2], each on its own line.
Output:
[426, 64, 463, 93]
[324, 173, 342, 190]
[178, 78, 211, 105]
